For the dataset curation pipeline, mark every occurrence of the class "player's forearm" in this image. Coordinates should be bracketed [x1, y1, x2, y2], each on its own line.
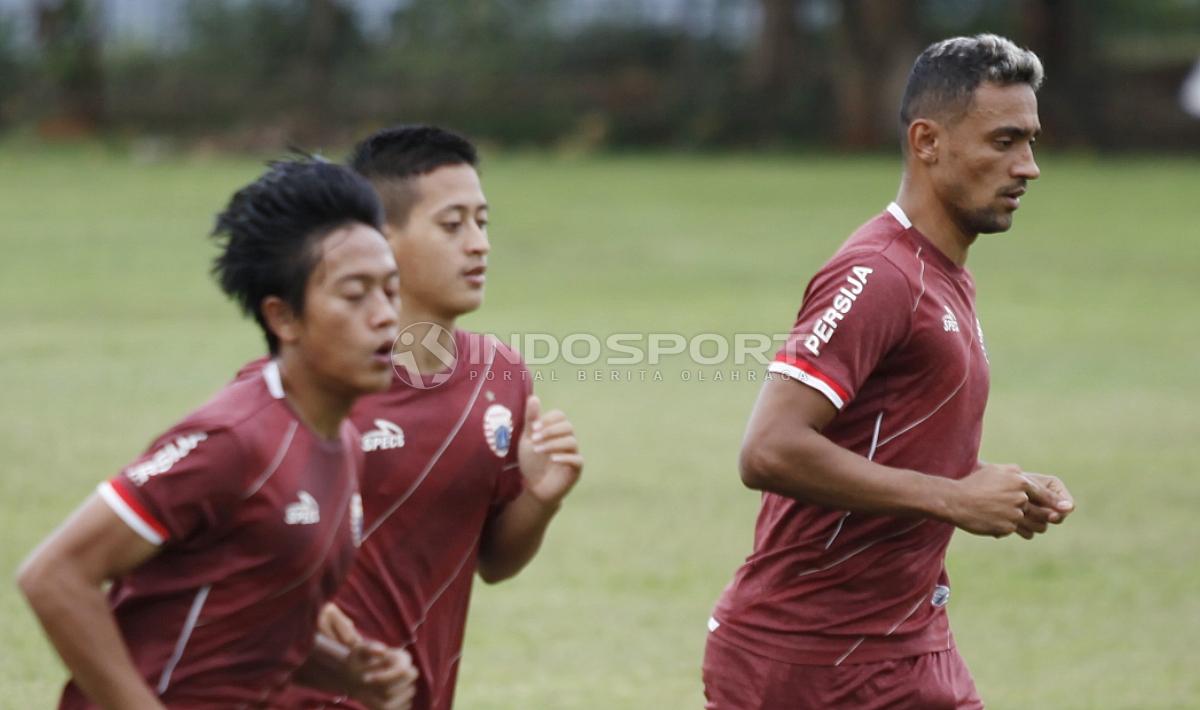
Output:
[739, 428, 956, 521]
[477, 491, 560, 584]
[17, 559, 164, 709]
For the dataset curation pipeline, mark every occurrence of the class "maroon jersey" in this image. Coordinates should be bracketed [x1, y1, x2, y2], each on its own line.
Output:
[274, 330, 530, 710]
[710, 203, 991, 666]
[61, 360, 363, 709]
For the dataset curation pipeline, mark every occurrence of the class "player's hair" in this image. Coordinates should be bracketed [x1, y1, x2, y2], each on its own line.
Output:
[211, 157, 384, 354]
[900, 33, 1044, 136]
[346, 125, 479, 228]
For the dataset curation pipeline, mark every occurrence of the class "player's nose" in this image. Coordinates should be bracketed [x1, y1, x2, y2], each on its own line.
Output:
[1013, 144, 1040, 181]
[370, 287, 399, 330]
[465, 222, 490, 256]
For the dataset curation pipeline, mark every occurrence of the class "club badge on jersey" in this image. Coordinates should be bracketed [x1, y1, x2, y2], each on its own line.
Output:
[483, 403, 514, 458]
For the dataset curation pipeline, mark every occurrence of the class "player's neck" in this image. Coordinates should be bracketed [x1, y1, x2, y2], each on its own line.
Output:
[894, 180, 974, 267]
[397, 299, 460, 375]
[274, 352, 353, 441]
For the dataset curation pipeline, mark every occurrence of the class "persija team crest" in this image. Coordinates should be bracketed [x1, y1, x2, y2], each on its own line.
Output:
[483, 404, 514, 458]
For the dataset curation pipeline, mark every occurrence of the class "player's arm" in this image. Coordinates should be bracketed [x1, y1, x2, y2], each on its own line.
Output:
[478, 395, 583, 583]
[16, 494, 165, 710]
[739, 376, 1062, 537]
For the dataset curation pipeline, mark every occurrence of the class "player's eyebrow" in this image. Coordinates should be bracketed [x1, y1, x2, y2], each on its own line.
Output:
[990, 125, 1041, 140]
[334, 268, 398, 288]
[434, 201, 488, 217]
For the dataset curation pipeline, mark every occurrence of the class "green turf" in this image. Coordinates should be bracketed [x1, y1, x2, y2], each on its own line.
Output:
[1, 144, 1197, 708]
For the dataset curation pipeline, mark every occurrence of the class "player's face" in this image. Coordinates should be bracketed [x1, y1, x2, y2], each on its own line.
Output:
[934, 81, 1041, 236]
[386, 164, 489, 322]
[297, 223, 400, 395]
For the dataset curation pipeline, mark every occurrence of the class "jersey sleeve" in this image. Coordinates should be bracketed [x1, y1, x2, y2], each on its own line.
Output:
[98, 426, 246, 546]
[769, 251, 913, 409]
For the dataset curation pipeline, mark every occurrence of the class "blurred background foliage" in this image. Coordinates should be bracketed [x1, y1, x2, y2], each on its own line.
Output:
[0, 0, 1197, 151]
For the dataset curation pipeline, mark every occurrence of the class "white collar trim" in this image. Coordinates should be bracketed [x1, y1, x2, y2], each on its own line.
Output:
[263, 360, 286, 400]
[886, 202, 912, 229]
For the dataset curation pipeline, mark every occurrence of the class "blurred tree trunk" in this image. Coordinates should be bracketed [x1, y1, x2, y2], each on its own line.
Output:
[1020, 0, 1104, 147]
[743, 0, 817, 143]
[299, 0, 337, 142]
[832, 0, 920, 149]
[35, 0, 104, 135]
[745, 0, 802, 94]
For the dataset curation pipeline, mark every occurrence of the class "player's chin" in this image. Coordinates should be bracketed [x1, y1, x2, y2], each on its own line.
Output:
[453, 290, 485, 314]
[976, 211, 1015, 234]
[355, 358, 396, 393]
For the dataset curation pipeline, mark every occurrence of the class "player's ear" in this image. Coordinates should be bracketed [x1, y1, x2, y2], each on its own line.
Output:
[261, 296, 301, 347]
[908, 119, 940, 164]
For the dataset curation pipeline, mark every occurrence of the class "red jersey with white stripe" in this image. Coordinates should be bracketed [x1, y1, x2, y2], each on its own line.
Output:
[273, 330, 530, 710]
[710, 203, 991, 666]
[60, 361, 363, 709]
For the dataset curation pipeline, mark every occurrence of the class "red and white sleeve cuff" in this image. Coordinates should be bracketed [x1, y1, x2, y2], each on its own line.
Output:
[98, 481, 168, 545]
[768, 359, 848, 410]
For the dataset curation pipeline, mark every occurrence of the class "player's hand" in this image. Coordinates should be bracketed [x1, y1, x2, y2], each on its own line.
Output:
[346, 640, 418, 710]
[1014, 472, 1075, 539]
[318, 603, 418, 709]
[517, 395, 583, 507]
[947, 463, 1043, 537]
[318, 602, 361, 647]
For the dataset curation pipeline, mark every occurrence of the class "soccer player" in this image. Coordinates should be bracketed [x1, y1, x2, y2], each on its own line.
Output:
[17, 159, 415, 709]
[272, 126, 583, 710]
[703, 35, 1076, 709]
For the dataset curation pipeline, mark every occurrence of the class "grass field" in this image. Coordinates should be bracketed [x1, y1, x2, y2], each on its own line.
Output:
[1, 143, 1198, 709]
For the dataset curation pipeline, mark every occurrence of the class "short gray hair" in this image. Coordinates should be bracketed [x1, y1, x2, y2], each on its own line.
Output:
[900, 33, 1044, 128]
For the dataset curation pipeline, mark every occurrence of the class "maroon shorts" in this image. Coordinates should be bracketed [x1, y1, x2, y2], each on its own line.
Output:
[702, 633, 984, 709]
